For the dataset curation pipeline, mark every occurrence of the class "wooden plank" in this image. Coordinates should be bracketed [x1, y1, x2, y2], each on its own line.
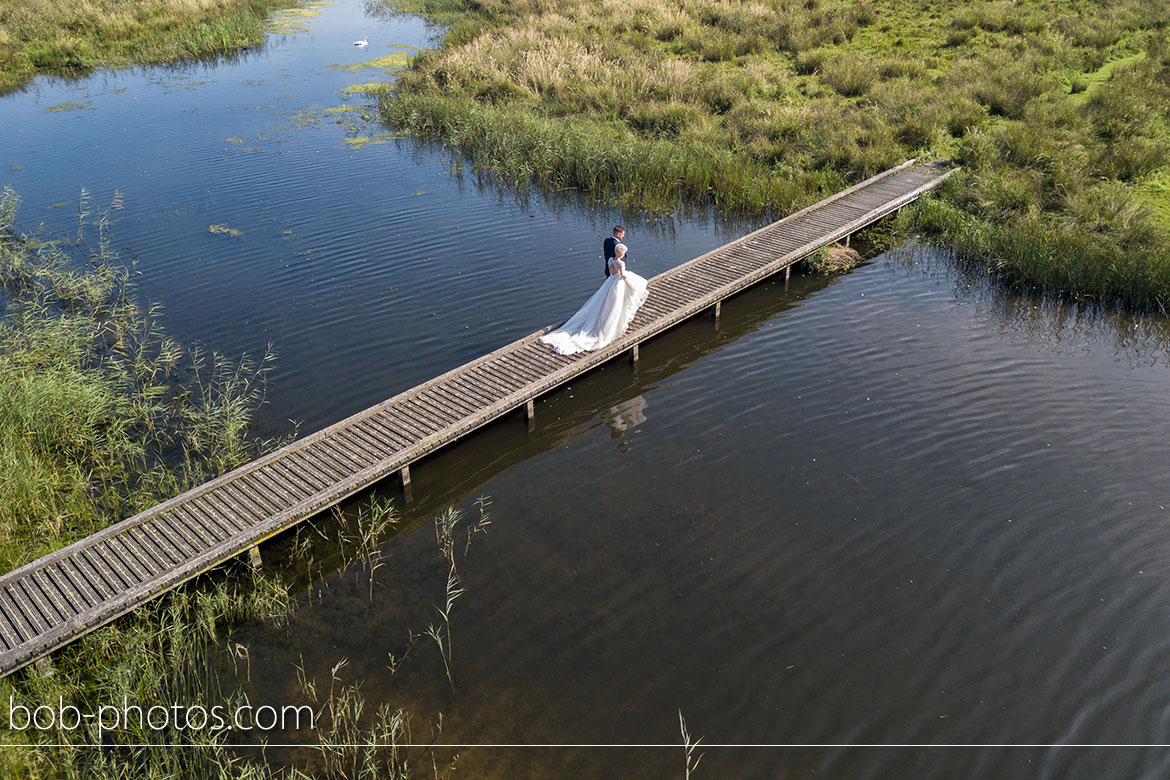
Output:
[69, 552, 117, 600]
[423, 385, 481, 417]
[137, 521, 189, 564]
[464, 364, 515, 395]
[31, 570, 77, 622]
[0, 589, 34, 642]
[18, 578, 63, 631]
[196, 491, 251, 534]
[49, 563, 98, 612]
[173, 502, 233, 543]
[242, 470, 300, 510]
[440, 376, 496, 408]
[106, 536, 158, 579]
[362, 415, 417, 450]
[6, 582, 51, 634]
[126, 525, 176, 570]
[81, 545, 138, 591]
[339, 426, 390, 462]
[219, 480, 277, 520]
[152, 514, 202, 558]
[401, 395, 458, 429]
[315, 436, 374, 473]
[378, 406, 430, 440]
[404, 394, 463, 428]
[394, 402, 448, 438]
[264, 457, 329, 495]
[283, 449, 348, 487]
[489, 358, 541, 388]
[165, 506, 218, 547]
[0, 610, 19, 650]
[50, 561, 100, 610]
[500, 354, 548, 382]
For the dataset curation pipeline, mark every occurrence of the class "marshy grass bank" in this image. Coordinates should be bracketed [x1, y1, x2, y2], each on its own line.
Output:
[377, 0, 1170, 310]
[0, 187, 278, 571]
[0, 0, 294, 94]
[0, 191, 458, 778]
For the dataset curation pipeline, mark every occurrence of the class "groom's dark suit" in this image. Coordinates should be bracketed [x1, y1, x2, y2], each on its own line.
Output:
[603, 236, 619, 278]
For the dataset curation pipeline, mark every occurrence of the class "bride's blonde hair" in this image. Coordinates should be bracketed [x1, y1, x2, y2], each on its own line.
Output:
[614, 243, 628, 257]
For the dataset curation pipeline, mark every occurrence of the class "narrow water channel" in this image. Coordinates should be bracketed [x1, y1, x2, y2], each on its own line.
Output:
[4, 2, 1170, 778]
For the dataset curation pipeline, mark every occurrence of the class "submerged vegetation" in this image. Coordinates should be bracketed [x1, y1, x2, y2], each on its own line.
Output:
[0, 0, 295, 94]
[376, 0, 1170, 309]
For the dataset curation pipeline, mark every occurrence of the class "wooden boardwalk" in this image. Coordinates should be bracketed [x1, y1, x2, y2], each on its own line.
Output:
[0, 159, 956, 678]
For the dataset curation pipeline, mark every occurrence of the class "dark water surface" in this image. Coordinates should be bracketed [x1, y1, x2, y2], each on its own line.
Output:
[5, 2, 1170, 778]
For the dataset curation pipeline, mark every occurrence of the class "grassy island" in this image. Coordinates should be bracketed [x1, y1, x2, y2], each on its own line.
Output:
[378, 0, 1170, 310]
[0, 0, 294, 94]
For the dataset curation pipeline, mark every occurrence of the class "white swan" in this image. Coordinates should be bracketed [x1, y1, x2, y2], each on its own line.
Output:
[354, 36, 368, 47]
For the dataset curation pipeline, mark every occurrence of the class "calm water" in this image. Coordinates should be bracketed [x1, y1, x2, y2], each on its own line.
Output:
[5, 2, 1170, 778]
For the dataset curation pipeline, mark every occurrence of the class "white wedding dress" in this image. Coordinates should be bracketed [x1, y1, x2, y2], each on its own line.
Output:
[540, 258, 649, 355]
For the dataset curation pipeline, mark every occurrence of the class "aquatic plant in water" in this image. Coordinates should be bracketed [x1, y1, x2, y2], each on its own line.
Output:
[266, 1, 335, 35]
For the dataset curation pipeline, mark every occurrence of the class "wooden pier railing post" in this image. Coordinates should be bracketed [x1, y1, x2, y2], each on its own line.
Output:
[400, 465, 413, 503]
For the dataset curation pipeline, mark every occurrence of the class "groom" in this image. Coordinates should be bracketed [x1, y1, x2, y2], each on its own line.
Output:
[603, 225, 626, 278]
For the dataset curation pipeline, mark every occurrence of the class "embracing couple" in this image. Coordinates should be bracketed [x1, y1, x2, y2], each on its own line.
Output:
[540, 226, 649, 356]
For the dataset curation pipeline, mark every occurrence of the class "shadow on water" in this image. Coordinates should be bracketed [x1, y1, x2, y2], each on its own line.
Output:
[887, 242, 1170, 369]
[387, 268, 837, 528]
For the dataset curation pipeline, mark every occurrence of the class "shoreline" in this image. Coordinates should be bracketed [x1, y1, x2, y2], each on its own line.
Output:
[375, 0, 1170, 311]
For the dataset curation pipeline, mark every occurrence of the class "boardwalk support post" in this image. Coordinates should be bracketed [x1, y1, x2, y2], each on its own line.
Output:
[400, 465, 413, 503]
[525, 399, 535, 431]
[713, 301, 721, 320]
[629, 344, 639, 365]
[35, 656, 53, 678]
[845, 233, 851, 248]
[248, 545, 263, 569]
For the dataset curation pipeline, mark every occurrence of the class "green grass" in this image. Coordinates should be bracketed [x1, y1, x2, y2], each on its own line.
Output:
[373, 0, 1170, 310]
[0, 0, 296, 94]
[0, 188, 283, 570]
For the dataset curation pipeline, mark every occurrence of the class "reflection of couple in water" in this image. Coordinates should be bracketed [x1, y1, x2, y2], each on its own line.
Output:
[540, 225, 649, 356]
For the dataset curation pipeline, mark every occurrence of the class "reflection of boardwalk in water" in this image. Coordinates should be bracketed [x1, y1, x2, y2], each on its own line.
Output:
[0, 159, 956, 678]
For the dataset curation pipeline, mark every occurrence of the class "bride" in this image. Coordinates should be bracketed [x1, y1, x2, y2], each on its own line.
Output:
[540, 243, 649, 356]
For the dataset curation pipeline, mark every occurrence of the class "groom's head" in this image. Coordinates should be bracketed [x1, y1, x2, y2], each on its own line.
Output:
[612, 225, 625, 240]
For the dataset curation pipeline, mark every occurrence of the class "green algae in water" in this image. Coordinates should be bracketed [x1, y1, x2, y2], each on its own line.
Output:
[208, 224, 244, 238]
[329, 51, 415, 73]
[241, 148, 263, 153]
[343, 134, 392, 149]
[341, 83, 386, 95]
[324, 106, 361, 114]
[226, 137, 245, 144]
[44, 101, 93, 113]
[267, 1, 334, 34]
